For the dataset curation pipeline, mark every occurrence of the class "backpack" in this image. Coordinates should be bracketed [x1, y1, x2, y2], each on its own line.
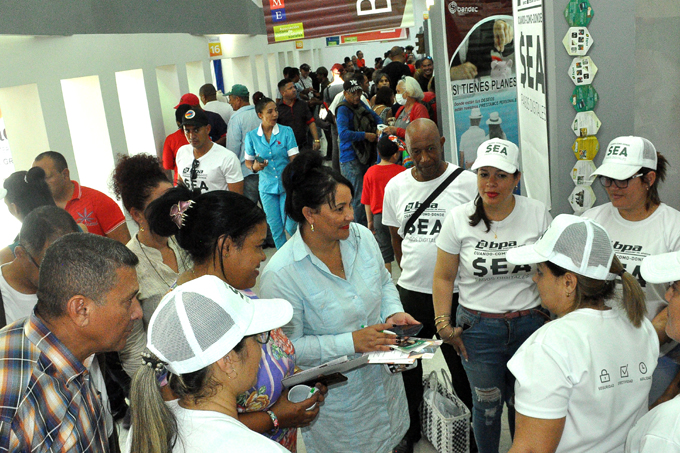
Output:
[419, 98, 436, 121]
[337, 100, 377, 166]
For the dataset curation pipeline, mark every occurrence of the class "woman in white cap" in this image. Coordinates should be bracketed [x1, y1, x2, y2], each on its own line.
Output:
[505, 215, 658, 453]
[627, 251, 680, 452]
[129, 275, 307, 453]
[432, 138, 551, 453]
[583, 135, 680, 407]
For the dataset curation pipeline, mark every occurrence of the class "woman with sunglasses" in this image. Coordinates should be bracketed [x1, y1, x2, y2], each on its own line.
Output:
[245, 96, 299, 249]
[583, 135, 680, 407]
[147, 187, 323, 452]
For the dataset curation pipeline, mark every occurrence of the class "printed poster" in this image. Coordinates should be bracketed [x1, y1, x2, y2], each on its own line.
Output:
[513, 0, 550, 207]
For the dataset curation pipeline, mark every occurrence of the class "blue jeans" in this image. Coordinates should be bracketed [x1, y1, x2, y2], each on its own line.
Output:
[456, 305, 546, 453]
[260, 191, 296, 249]
[649, 353, 680, 405]
[340, 158, 367, 227]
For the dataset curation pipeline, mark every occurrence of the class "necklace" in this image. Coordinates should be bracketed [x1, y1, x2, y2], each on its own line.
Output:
[137, 235, 174, 289]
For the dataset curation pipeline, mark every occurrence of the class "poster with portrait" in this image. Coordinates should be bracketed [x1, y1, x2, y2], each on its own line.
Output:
[445, 1, 518, 170]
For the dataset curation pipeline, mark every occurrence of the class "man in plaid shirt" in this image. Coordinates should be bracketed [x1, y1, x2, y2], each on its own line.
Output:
[0, 233, 142, 452]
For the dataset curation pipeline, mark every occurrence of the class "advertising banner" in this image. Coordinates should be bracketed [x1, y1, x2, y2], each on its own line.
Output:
[444, 1, 518, 170]
[263, 0, 414, 44]
[514, 0, 550, 207]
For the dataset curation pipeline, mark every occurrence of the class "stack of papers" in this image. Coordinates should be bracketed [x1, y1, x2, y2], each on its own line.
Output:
[366, 338, 443, 364]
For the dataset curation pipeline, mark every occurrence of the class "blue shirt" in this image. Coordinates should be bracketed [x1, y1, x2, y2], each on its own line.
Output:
[336, 100, 383, 163]
[260, 223, 408, 453]
[244, 124, 298, 194]
[226, 105, 261, 177]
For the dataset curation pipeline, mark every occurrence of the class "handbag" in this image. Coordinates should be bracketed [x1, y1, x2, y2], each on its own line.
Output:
[420, 369, 471, 453]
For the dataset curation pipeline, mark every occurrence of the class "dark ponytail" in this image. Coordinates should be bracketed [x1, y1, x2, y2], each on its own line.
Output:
[468, 195, 492, 233]
[146, 185, 266, 264]
[282, 152, 353, 224]
[3, 167, 55, 218]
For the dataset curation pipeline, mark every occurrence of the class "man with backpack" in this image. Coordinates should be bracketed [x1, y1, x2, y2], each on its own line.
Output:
[336, 78, 383, 227]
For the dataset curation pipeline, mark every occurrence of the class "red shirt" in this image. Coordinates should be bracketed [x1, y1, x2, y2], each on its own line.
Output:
[162, 129, 188, 183]
[357, 58, 366, 68]
[65, 181, 126, 236]
[361, 163, 406, 214]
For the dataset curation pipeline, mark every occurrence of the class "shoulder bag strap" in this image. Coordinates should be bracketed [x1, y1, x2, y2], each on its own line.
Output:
[403, 167, 464, 237]
[0, 289, 7, 329]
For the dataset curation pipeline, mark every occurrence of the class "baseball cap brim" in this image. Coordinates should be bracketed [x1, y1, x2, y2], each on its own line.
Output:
[471, 155, 517, 174]
[506, 243, 550, 266]
[641, 251, 680, 284]
[245, 298, 293, 336]
[182, 119, 207, 128]
[590, 162, 641, 181]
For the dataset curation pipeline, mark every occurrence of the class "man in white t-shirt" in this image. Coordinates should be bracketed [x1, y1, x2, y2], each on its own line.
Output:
[626, 252, 680, 452]
[175, 108, 244, 195]
[200, 83, 233, 126]
[382, 118, 477, 451]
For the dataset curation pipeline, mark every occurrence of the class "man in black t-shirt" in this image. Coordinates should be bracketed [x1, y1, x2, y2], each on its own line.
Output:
[381, 46, 412, 91]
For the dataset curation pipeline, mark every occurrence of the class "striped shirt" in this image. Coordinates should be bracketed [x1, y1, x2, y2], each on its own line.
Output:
[0, 313, 108, 452]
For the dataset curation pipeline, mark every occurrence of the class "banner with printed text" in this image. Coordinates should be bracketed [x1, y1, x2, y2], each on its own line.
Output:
[262, 0, 414, 44]
[445, 1, 519, 171]
[513, 0, 550, 207]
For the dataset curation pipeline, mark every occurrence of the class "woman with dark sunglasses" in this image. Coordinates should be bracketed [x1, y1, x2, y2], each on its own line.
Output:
[583, 135, 680, 408]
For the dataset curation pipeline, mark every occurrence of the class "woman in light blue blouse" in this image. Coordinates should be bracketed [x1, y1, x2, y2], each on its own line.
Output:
[245, 97, 298, 249]
[260, 152, 418, 453]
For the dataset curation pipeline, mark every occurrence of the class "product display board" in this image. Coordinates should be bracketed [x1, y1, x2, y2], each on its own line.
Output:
[568, 56, 598, 86]
[564, 0, 594, 27]
[568, 185, 596, 214]
[562, 27, 593, 56]
[572, 136, 599, 160]
[564, 0, 597, 214]
[571, 111, 601, 136]
[570, 85, 599, 112]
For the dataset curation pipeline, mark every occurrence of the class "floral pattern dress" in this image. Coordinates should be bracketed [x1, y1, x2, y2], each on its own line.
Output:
[237, 289, 297, 451]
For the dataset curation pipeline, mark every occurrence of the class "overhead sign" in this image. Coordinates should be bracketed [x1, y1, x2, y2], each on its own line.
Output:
[326, 36, 340, 46]
[262, 0, 414, 44]
[208, 37, 222, 58]
[341, 28, 408, 44]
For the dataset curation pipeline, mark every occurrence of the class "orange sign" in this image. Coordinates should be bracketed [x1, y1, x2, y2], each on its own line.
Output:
[208, 38, 222, 57]
[295, 40, 304, 49]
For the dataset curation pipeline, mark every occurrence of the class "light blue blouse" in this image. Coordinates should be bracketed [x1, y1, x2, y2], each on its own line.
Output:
[260, 223, 408, 453]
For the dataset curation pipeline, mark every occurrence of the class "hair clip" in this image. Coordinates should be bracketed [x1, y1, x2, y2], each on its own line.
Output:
[141, 351, 169, 385]
[170, 200, 194, 229]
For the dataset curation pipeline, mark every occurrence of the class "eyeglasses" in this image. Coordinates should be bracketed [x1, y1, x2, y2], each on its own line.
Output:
[20, 245, 40, 268]
[255, 331, 271, 345]
[190, 159, 200, 187]
[599, 173, 643, 189]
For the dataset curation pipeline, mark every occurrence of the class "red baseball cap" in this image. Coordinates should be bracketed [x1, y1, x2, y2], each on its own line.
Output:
[175, 93, 200, 109]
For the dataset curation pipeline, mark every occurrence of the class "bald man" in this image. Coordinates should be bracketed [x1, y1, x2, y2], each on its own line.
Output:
[382, 119, 477, 451]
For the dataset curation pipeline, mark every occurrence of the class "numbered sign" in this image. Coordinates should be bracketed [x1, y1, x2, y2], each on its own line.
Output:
[562, 27, 593, 56]
[568, 56, 598, 86]
[571, 160, 596, 186]
[208, 38, 222, 57]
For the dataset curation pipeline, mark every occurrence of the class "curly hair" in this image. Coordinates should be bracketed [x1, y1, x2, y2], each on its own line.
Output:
[112, 154, 170, 213]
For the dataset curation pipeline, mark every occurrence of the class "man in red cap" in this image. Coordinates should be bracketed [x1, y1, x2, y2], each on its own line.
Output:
[175, 93, 227, 146]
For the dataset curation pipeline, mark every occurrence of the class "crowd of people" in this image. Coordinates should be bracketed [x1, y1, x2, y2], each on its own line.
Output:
[0, 42, 677, 453]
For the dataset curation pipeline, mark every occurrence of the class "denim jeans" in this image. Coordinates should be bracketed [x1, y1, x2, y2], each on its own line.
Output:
[456, 305, 546, 453]
[340, 158, 367, 227]
[260, 191, 297, 249]
[649, 354, 680, 405]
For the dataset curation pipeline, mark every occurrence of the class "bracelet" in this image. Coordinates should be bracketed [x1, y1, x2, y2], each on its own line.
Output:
[435, 318, 450, 327]
[434, 314, 450, 322]
[436, 323, 451, 334]
[443, 329, 456, 341]
[266, 410, 280, 432]
[314, 139, 320, 143]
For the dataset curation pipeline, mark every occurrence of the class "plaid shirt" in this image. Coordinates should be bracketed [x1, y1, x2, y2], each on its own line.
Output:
[0, 313, 109, 452]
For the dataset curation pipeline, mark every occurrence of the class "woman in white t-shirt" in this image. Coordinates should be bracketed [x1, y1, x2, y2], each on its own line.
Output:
[582, 135, 680, 406]
[506, 215, 658, 453]
[128, 276, 319, 453]
[432, 139, 551, 453]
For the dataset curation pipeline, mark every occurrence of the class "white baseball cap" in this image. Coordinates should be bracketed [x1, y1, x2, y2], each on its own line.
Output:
[146, 275, 293, 375]
[471, 139, 520, 174]
[507, 214, 617, 281]
[590, 136, 657, 181]
[641, 251, 680, 284]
